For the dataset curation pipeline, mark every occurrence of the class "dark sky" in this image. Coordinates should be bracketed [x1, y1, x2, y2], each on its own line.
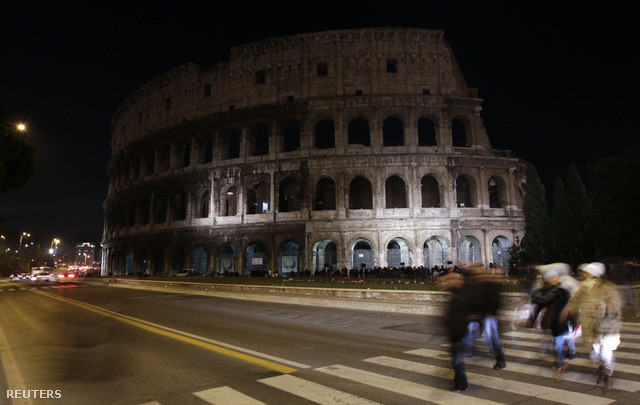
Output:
[1, 1, 638, 253]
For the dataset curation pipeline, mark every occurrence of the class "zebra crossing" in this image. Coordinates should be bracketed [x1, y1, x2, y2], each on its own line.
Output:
[142, 322, 640, 404]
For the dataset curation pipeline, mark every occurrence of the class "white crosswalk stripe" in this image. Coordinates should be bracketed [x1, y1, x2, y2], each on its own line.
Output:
[194, 386, 266, 404]
[410, 348, 640, 393]
[446, 342, 640, 377]
[259, 374, 382, 404]
[504, 330, 640, 352]
[316, 364, 504, 405]
[366, 355, 615, 405]
[502, 334, 640, 360]
[146, 322, 640, 404]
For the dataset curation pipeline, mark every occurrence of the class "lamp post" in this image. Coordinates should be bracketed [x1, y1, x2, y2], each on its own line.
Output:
[18, 232, 30, 254]
[1, 235, 5, 251]
[50, 238, 60, 266]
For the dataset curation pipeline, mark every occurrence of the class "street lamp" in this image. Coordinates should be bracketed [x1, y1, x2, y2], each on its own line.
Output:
[50, 238, 60, 266]
[1, 235, 5, 250]
[18, 232, 30, 254]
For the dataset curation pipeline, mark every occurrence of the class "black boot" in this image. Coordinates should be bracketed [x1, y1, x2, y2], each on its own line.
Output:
[602, 374, 612, 395]
[596, 366, 604, 385]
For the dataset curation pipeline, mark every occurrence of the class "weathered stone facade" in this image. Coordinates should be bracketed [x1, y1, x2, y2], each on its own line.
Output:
[103, 28, 526, 276]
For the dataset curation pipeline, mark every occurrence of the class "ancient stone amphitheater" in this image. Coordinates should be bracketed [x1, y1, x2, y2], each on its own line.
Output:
[102, 28, 526, 277]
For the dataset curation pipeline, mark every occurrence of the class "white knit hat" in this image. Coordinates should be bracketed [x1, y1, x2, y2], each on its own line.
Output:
[582, 262, 606, 278]
[542, 269, 560, 280]
[535, 263, 571, 276]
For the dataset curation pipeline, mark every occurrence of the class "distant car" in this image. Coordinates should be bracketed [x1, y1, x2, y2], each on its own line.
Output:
[56, 273, 76, 283]
[33, 272, 56, 282]
[176, 269, 201, 277]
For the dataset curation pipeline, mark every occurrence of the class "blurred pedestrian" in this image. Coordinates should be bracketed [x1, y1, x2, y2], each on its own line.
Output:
[465, 266, 507, 370]
[561, 262, 622, 395]
[532, 265, 575, 382]
[609, 260, 639, 318]
[440, 273, 470, 392]
[536, 262, 580, 296]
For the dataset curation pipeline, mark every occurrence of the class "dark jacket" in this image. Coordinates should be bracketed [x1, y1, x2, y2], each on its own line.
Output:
[531, 284, 570, 337]
[466, 274, 502, 317]
[447, 289, 470, 340]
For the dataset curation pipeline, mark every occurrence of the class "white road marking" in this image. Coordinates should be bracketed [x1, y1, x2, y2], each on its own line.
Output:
[410, 348, 640, 392]
[0, 323, 31, 405]
[194, 386, 266, 405]
[316, 364, 505, 405]
[501, 335, 640, 359]
[369, 355, 615, 405]
[259, 374, 382, 404]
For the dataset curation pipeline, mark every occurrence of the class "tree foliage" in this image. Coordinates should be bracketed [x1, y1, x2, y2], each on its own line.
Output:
[521, 162, 552, 263]
[589, 146, 640, 258]
[551, 177, 579, 265]
[0, 105, 35, 194]
[564, 164, 593, 261]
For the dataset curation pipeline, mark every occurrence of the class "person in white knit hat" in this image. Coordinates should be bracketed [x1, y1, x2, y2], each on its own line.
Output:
[531, 265, 576, 382]
[561, 262, 621, 394]
[535, 262, 580, 296]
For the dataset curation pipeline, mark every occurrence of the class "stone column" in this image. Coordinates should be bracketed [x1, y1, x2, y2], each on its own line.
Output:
[482, 229, 491, 267]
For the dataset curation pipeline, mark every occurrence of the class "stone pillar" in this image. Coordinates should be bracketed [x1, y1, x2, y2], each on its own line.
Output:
[406, 109, 418, 150]
[269, 171, 276, 218]
[270, 121, 278, 155]
[370, 120, 381, 154]
[478, 168, 488, 208]
[240, 127, 248, 158]
[482, 229, 491, 267]
[336, 111, 346, 154]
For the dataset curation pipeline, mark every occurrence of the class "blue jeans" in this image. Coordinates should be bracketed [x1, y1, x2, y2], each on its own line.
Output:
[553, 333, 576, 365]
[462, 317, 505, 364]
[451, 338, 468, 389]
[462, 321, 479, 355]
[483, 316, 505, 364]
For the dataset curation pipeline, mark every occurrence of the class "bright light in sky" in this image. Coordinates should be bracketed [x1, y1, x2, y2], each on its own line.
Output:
[17, 123, 26, 131]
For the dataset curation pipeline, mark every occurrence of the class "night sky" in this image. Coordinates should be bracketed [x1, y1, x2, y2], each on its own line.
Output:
[1, 1, 638, 254]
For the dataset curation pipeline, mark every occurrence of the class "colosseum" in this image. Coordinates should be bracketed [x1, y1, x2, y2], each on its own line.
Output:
[102, 27, 527, 277]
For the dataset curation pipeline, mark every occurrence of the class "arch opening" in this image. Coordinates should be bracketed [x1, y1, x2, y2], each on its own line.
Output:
[385, 176, 407, 208]
[314, 120, 335, 149]
[459, 236, 482, 267]
[349, 176, 373, 209]
[246, 242, 268, 276]
[382, 117, 404, 147]
[312, 239, 337, 274]
[423, 236, 449, 268]
[348, 118, 370, 146]
[278, 240, 300, 276]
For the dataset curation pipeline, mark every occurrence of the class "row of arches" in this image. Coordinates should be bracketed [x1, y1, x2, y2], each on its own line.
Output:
[106, 172, 514, 231]
[106, 235, 512, 277]
[110, 114, 475, 191]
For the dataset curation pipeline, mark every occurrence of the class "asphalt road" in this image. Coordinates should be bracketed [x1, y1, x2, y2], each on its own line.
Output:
[1, 280, 639, 405]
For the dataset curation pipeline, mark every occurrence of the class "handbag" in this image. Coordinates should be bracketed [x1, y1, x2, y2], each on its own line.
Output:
[596, 315, 622, 334]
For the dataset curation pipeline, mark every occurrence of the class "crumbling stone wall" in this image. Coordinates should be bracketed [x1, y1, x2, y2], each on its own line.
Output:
[103, 28, 526, 277]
